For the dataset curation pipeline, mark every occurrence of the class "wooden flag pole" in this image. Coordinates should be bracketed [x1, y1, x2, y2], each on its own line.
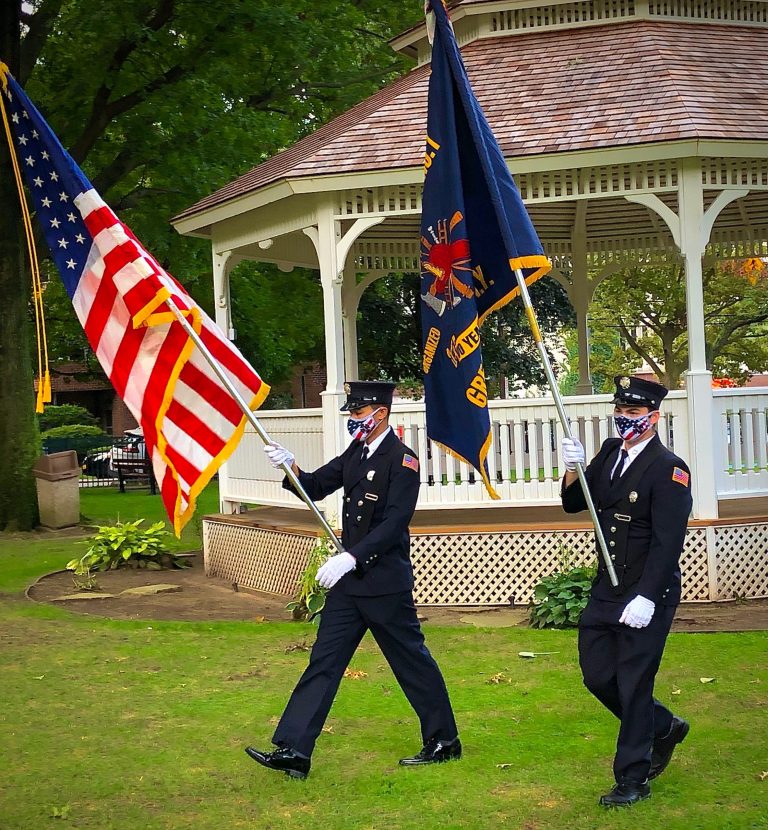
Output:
[163, 298, 345, 554]
[513, 269, 619, 587]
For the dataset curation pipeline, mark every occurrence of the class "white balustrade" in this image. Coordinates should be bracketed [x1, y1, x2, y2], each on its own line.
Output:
[217, 389, 748, 512]
[713, 388, 768, 498]
[220, 408, 325, 508]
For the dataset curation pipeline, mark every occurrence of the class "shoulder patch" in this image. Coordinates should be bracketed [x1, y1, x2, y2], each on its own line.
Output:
[672, 467, 689, 487]
[402, 454, 419, 472]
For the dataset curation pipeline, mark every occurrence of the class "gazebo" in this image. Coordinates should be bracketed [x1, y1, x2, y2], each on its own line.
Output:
[173, 0, 768, 605]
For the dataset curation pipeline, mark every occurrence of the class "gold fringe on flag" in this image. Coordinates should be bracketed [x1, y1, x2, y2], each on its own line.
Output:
[0, 61, 51, 413]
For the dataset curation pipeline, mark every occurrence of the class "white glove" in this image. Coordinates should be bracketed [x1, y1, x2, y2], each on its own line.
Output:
[561, 437, 585, 472]
[619, 595, 655, 629]
[263, 441, 295, 470]
[316, 552, 357, 589]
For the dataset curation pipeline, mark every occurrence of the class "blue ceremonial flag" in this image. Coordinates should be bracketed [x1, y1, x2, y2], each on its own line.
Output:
[420, 0, 550, 497]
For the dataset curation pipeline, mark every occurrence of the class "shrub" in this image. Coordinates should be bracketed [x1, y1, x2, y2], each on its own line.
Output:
[40, 424, 106, 440]
[286, 534, 336, 624]
[529, 547, 596, 629]
[66, 519, 190, 576]
[38, 404, 98, 432]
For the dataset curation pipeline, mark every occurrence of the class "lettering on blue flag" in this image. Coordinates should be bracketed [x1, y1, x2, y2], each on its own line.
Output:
[420, 0, 551, 497]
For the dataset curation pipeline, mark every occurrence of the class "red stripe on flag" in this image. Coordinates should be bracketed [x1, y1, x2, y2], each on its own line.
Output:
[82, 205, 119, 238]
[200, 325, 263, 392]
[166, 398, 226, 459]
[140, 315, 189, 454]
[163, 441, 203, 489]
[178, 362, 243, 426]
[108, 325, 146, 400]
[161, 466, 180, 526]
[83, 273, 119, 352]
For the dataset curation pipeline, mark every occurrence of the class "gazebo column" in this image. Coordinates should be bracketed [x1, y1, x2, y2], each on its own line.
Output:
[677, 159, 718, 518]
[628, 161, 749, 518]
[571, 205, 594, 394]
[304, 206, 347, 474]
[304, 211, 386, 501]
[212, 249, 236, 339]
[341, 268, 386, 382]
[211, 248, 239, 514]
[341, 266, 360, 380]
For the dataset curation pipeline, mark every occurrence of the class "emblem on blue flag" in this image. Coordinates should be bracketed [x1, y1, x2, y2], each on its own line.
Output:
[420, 0, 551, 498]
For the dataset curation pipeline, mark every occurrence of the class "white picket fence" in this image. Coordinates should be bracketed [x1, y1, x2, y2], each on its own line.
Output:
[219, 388, 768, 512]
[714, 388, 768, 498]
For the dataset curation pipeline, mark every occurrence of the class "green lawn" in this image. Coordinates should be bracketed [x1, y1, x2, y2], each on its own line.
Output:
[0, 489, 766, 829]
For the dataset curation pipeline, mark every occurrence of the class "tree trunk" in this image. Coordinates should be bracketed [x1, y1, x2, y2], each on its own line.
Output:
[0, 3, 40, 530]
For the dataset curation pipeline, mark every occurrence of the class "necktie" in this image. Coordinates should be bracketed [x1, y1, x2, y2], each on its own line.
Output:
[361, 445, 369, 463]
[611, 448, 629, 482]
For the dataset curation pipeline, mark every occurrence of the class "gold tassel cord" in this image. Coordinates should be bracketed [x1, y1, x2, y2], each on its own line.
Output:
[0, 62, 51, 412]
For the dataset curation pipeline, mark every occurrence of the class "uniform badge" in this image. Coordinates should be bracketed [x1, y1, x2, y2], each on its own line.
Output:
[402, 454, 419, 472]
[672, 467, 690, 487]
[366, 470, 375, 480]
[343, 382, 351, 394]
[629, 491, 638, 503]
[620, 376, 631, 389]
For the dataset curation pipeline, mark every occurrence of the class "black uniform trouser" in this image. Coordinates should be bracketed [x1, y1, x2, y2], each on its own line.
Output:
[272, 588, 458, 757]
[578, 598, 677, 783]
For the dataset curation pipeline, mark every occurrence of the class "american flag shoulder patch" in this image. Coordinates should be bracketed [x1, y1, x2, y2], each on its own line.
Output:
[672, 467, 689, 487]
[402, 454, 419, 472]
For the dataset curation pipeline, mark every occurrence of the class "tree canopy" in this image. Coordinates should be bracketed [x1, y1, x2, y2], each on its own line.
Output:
[1, 0, 422, 528]
[560, 258, 768, 392]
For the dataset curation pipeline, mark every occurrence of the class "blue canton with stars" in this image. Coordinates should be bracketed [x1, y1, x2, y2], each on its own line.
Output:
[4, 74, 95, 299]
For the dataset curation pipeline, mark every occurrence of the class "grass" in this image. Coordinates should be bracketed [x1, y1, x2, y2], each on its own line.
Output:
[0, 489, 766, 829]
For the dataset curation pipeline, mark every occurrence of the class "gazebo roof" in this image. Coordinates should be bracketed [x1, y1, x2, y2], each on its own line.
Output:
[176, 19, 768, 223]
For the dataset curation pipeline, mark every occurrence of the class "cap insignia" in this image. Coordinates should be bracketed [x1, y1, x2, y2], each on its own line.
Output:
[619, 376, 631, 389]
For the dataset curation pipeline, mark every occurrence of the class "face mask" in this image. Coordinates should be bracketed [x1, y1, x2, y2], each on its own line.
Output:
[614, 413, 654, 442]
[347, 408, 383, 442]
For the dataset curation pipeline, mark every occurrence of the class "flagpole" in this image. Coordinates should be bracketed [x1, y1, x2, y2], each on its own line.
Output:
[513, 269, 619, 587]
[163, 298, 345, 554]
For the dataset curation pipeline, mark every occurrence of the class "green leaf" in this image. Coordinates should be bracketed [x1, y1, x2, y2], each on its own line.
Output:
[306, 593, 325, 614]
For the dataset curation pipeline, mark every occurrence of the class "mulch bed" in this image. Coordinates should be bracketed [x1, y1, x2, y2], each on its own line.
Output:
[25, 552, 768, 631]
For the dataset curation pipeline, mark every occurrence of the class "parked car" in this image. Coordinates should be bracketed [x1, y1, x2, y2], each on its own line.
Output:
[82, 428, 146, 477]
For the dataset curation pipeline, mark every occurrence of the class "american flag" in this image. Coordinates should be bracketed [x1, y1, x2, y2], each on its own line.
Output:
[1, 70, 269, 534]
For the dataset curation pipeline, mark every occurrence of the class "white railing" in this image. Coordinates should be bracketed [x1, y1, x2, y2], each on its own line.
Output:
[219, 391, 696, 511]
[392, 391, 688, 508]
[220, 408, 325, 508]
[713, 388, 768, 498]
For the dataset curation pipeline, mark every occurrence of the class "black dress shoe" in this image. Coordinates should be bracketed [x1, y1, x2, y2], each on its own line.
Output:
[244, 746, 310, 779]
[599, 781, 651, 807]
[649, 717, 689, 780]
[399, 737, 462, 766]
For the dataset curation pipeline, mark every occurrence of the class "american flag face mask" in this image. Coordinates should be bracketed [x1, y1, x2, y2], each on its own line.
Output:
[614, 413, 653, 442]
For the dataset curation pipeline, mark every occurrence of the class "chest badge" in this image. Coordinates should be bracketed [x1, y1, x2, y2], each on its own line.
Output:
[366, 470, 375, 481]
[629, 491, 638, 503]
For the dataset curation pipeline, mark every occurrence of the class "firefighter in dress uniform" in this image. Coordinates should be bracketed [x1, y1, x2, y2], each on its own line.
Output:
[245, 381, 460, 779]
[560, 375, 692, 807]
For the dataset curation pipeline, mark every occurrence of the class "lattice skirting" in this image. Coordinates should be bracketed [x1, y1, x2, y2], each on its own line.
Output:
[203, 521, 316, 597]
[202, 519, 768, 604]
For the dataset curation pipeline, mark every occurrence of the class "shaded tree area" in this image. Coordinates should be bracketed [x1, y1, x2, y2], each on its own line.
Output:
[358, 273, 574, 396]
[0, 0, 423, 528]
[559, 258, 768, 393]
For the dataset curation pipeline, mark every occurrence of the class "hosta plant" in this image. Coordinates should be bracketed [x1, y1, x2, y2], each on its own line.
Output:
[286, 533, 337, 624]
[66, 519, 189, 576]
[529, 548, 596, 629]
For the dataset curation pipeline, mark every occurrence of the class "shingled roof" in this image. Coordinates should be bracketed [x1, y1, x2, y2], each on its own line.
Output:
[176, 21, 768, 222]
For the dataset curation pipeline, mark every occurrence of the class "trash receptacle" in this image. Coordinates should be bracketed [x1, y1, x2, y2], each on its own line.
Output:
[32, 451, 81, 529]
